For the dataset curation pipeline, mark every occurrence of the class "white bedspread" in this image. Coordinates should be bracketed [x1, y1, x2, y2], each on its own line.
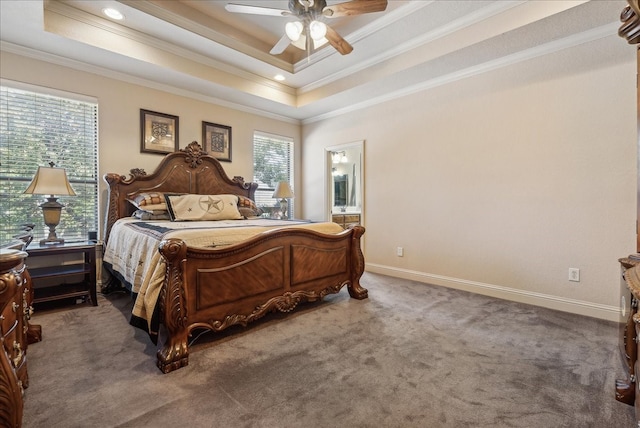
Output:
[103, 218, 344, 332]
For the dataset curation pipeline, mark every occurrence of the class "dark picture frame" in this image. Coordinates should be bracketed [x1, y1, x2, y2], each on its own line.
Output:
[202, 121, 232, 162]
[140, 109, 179, 154]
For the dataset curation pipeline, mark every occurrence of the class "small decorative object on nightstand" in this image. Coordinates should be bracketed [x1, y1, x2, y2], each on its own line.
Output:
[272, 181, 294, 219]
[26, 241, 98, 306]
[23, 162, 76, 246]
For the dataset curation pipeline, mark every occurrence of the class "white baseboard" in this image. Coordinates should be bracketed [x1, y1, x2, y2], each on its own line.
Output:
[365, 263, 620, 322]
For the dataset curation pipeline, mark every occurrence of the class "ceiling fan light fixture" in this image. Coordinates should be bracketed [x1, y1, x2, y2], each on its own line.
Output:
[309, 20, 327, 41]
[226, 0, 389, 56]
[285, 21, 304, 41]
[313, 37, 328, 49]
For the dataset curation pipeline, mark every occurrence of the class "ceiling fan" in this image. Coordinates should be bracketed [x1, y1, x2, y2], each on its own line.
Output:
[225, 0, 388, 55]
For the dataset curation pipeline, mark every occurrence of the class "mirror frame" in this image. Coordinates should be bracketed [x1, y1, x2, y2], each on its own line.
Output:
[325, 140, 364, 224]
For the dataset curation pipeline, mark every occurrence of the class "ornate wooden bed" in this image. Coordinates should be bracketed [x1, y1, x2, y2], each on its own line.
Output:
[103, 142, 367, 373]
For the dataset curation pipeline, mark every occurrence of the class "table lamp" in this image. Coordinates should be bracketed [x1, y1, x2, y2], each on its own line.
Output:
[272, 181, 294, 219]
[23, 162, 76, 245]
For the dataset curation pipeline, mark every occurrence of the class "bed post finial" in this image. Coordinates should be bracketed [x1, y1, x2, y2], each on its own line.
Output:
[182, 141, 207, 168]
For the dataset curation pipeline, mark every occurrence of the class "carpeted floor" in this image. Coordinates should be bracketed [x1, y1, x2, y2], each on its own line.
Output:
[22, 272, 635, 427]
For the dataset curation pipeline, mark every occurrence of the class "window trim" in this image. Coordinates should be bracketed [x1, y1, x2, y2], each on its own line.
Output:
[252, 130, 295, 219]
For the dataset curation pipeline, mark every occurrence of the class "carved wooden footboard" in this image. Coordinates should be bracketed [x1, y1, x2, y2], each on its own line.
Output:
[103, 142, 367, 373]
[156, 225, 366, 373]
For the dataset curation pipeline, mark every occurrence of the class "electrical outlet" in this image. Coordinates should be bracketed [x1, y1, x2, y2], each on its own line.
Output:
[396, 247, 404, 257]
[568, 268, 580, 282]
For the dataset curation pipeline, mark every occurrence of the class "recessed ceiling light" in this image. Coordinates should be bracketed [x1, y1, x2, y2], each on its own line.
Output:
[274, 74, 285, 81]
[103, 8, 124, 20]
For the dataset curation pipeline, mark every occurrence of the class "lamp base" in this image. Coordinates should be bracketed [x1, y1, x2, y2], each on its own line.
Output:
[39, 197, 65, 246]
[279, 198, 289, 219]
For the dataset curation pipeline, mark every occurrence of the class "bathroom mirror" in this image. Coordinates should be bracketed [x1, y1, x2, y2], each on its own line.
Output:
[325, 141, 363, 222]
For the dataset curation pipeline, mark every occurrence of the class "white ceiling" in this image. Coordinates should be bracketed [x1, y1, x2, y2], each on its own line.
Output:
[0, 0, 629, 123]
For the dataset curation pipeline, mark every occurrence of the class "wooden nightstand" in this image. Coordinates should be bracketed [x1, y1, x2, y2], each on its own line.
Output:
[332, 213, 361, 229]
[26, 241, 98, 306]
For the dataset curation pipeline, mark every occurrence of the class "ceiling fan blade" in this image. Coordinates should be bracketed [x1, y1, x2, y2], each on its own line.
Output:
[325, 25, 353, 55]
[323, 0, 388, 18]
[270, 34, 291, 55]
[225, 3, 291, 17]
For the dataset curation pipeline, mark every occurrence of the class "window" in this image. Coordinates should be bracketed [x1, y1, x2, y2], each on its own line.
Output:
[253, 131, 294, 218]
[0, 82, 99, 244]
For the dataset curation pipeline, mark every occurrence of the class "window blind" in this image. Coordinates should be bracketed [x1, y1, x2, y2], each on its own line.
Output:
[0, 83, 99, 244]
[253, 131, 294, 217]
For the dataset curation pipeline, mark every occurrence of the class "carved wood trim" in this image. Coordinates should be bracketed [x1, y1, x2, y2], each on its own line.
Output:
[156, 239, 189, 374]
[206, 286, 343, 332]
[620, 0, 640, 44]
[0, 251, 28, 427]
[347, 225, 368, 299]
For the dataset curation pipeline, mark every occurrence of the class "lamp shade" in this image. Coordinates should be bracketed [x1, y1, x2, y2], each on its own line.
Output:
[272, 181, 294, 199]
[285, 21, 303, 42]
[24, 166, 76, 196]
[309, 20, 327, 41]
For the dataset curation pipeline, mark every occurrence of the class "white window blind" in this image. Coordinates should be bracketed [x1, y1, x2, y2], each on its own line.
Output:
[0, 83, 99, 244]
[253, 131, 294, 218]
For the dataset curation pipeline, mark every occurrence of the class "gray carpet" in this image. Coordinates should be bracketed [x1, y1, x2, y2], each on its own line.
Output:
[22, 272, 634, 427]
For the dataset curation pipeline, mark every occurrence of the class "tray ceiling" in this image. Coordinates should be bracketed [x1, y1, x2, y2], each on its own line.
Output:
[0, 1, 631, 122]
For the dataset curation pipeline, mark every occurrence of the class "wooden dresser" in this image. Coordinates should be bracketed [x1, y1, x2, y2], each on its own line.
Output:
[0, 249, 41, 428]
[617, 255, 640, 427]
[332, 213, 361, 229]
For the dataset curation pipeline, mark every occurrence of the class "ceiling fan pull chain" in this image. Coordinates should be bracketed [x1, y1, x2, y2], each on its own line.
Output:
[306, 23, 312, 62]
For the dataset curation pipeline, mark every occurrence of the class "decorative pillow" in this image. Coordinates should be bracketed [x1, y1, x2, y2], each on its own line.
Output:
[127, 192, 169, 213]
[132, 209, 171, 220]
[237, 195, 263, 218]
[164, 194, 242, 221]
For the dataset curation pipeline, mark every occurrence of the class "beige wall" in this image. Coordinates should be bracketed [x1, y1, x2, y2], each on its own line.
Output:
[302, 36, 637, 320]
[0, 50, 301, 234]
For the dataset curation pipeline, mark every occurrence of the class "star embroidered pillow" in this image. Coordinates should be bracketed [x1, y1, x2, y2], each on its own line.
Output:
[164, 194, 242, 221]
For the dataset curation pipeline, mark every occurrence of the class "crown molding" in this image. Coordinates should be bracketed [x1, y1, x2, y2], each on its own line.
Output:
[116, 0, 294, 71]
[0, 41, 301, 125]
[298, 1, 525, 94]
[45, 0, 294, 95]
[303, 21, 621, 124]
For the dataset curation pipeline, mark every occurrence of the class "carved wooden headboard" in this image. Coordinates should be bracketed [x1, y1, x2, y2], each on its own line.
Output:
[103, 141, 258, 242]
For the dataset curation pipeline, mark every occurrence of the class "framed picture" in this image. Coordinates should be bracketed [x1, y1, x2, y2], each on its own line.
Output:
[202, 121, 232, 162]
[140, 109, 179, 154]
